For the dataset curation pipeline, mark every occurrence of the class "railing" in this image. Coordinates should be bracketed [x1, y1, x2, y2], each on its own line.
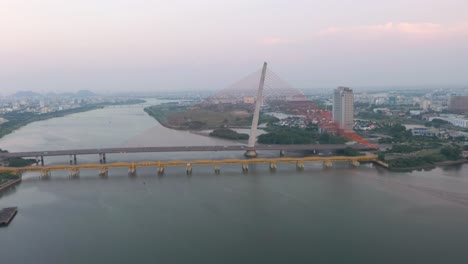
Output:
[0, 156, 387, 176]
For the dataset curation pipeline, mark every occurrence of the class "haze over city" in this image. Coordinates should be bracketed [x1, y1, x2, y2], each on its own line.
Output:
[1, 0, 467, 94]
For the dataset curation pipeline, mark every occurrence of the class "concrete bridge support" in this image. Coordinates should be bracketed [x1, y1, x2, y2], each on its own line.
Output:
[40, 169, 50, 178]
[35, 156, 40, 165]
[280, 150, 285, 157]
[128, 163, 136, 176]
[186, 163, 192, 175]
[99, 167, 108, 177]
[323, 161, 333, 168]
[40, 156, 44, 166]
[99, 153, 107, 164]
[157, 166, 165, 176]
[69, 168, 80, 178]
[214, 164, 221, 174]
[68, 155, 77, 165]
[296, 161, 304, 170]
[351, 160, 360, 167]
[242, 163, 249, 173]
[269, 162, 277, 172]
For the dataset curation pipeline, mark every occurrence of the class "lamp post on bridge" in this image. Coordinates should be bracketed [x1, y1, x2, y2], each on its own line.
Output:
[245, 62, 267, 158]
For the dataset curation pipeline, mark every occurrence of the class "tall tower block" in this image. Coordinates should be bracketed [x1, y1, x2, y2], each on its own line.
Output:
[333, 87, 354, 130]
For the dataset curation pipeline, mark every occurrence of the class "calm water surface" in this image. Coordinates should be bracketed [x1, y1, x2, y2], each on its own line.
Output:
[1, 100, 468, 264]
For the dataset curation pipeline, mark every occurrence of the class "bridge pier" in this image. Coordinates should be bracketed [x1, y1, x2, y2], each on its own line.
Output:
[99, 167, 108, 177]
[69, 168, 80, 178]
[35, 156, 40, 165]
[157, 166, 165, 176]
[269, 162, 277, 172]
[244, 150, 257, 158]
[323, 160, 333, 168]
[69, 155, 73, 165]
[40, 169, 50, 178]
[242, 163, 249, 173]
[128, 163, 136, 176]
[40, 156, 44, 166]
[296, 161, 304, 170]
[351, 160, 360, 167]
[73, 155, 77, 165]
[186, 163, 192, 175]
[99, 153, 107, 164]
[280, 150, 285, 157]
[214, 164, 221, 174]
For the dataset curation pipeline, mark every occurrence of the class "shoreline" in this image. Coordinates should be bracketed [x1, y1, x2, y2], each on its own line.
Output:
[189, 130, 249, 144]
[0, 99, 145, 140]
[0, 178, 21, 192]
[388, 158, 468, 172]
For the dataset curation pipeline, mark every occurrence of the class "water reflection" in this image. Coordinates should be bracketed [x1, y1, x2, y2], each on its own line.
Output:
[1, 101, 468, 264]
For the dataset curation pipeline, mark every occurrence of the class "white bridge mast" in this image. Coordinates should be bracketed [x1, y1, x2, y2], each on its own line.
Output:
[245, 62, 267, 157]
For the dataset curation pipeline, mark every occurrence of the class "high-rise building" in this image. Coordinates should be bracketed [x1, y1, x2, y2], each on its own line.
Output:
[333, 87, 354, 130]
[448, 96, 468, 113]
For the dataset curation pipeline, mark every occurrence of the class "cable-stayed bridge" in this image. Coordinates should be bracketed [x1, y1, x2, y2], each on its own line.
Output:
[0, 62, 380, 175]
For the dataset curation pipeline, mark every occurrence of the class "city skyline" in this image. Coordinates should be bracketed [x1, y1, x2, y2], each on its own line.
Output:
[1, 0, 467, 93]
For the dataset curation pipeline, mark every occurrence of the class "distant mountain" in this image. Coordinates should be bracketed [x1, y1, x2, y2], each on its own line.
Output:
[12, 91, 42, 97]
[75, 90, 97, 97]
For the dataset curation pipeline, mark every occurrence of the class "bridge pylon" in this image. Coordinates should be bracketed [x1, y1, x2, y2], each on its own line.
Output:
[245, 62, 267, 158]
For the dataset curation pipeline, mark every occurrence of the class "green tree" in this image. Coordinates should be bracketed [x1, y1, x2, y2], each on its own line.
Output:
[377, 153, 385, 161]
[440, 145, 462, 160]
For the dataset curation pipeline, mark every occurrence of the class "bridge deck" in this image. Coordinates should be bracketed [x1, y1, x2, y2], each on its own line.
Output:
[0, 144, 371, 159]
[0, 156, 382, 173]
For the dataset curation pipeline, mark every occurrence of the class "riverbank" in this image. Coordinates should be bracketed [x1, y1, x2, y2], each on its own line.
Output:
[0, 99, 145, 140]
[387, 158, 468, 172]
[435, 159, 468, 166]
[144, 103, 277, 131]
[0, 178, 21, 193]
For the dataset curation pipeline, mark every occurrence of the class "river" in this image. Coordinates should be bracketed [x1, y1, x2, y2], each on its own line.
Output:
[1, 99, 468, 264]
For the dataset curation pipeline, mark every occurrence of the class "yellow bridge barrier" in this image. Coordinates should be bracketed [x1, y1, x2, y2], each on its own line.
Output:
[0, 156, 388, 175]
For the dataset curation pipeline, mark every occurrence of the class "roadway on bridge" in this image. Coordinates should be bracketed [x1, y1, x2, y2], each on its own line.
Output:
[0, 144, 371, 158]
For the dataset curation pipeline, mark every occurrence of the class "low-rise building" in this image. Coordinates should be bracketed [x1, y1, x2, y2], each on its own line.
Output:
[429, 115, 468, 128]
[411, 127, 436, 137]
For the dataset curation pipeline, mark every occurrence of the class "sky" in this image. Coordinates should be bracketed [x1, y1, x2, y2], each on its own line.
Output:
[1, 0, 467, 94]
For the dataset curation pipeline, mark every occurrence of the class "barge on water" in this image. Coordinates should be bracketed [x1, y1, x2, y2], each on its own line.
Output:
[0, 207, 18, 226]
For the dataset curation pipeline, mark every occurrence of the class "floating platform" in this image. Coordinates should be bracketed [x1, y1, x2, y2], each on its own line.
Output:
[0, 207, 18, 226]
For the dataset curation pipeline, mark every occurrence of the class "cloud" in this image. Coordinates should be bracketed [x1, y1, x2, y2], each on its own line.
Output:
[259, 37, 290, 45]
[317, 22, 468, 37]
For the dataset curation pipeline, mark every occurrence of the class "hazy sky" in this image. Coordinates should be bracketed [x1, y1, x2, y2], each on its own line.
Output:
[1, 0, 467, 94]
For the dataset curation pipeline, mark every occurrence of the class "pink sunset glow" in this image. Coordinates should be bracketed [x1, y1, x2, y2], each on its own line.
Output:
[0, 0, 467, 93]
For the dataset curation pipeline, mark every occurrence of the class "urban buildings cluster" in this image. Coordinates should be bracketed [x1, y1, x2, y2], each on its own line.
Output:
[353, 89, 468, 129]
[0, 91, 139, 122]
